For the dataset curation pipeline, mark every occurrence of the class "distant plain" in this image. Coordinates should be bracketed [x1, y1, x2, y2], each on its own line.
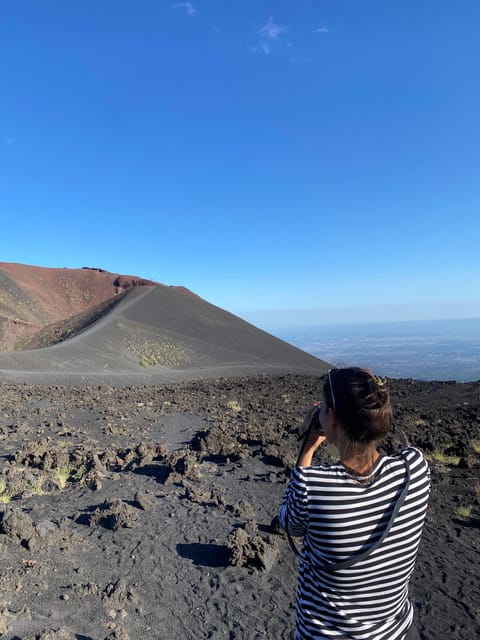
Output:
[277, 318, 480, 382]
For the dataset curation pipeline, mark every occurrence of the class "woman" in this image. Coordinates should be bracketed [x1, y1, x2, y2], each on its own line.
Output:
[279, 367, 430, 640]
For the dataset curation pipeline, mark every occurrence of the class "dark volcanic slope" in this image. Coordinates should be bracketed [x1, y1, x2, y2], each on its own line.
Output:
[0, 284, 329, 383]
[0, 263, 157, 352]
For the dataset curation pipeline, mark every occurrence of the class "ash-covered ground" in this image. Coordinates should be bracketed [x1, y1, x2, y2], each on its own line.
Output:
[0, 375, 478, 640]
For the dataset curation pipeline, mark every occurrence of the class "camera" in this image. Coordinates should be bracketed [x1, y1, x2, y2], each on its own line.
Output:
[310, 404, 322, 430]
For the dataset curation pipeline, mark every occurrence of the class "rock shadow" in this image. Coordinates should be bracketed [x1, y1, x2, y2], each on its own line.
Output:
[74, 505, 99, 527]
[133, 463, 170, 484]
[453, 517, 480, 529]
[176, 542, 229, 568]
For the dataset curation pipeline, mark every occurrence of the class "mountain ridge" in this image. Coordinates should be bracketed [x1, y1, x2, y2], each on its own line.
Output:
[0, 263, 329, 383]
[0, 262, 161, 351]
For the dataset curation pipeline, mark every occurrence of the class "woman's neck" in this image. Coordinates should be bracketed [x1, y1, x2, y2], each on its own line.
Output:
[338, 441, 380, 475]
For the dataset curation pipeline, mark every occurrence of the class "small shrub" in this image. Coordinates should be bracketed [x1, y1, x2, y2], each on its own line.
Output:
[427, 451, 460, 466]
[471, 440, 480, 455]
[457, 505, 473, 520]
[54, 465, 72, 489]
[226, 399, 242, 413]
[414, 419, 428, 427]
[30, 477, 44, 496]
[0, 478, 13, 503]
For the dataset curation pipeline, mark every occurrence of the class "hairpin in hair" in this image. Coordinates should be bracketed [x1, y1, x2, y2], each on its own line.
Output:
[373, 375, 387, 387]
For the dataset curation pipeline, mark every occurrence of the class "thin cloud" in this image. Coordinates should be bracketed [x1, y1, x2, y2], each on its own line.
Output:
[172, 2, 196, 17]
[250, 16, 287, 55]
[247, 42, 271, 55]
[258, 16, 288, 40]
[260, 41, 271, 55]
[315, 27, 329, 33]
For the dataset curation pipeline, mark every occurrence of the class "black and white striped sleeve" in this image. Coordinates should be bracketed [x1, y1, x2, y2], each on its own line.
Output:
[279, 466, 309, 537]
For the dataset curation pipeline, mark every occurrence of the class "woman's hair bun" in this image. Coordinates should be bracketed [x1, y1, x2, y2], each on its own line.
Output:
[363, 375, 390, 410]
[323, 367, 392, 443]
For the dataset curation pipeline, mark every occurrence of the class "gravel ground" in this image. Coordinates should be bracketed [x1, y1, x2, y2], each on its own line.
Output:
[0, 374, 478, 640]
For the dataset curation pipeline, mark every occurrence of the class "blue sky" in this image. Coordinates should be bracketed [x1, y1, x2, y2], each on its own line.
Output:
[1, 1, 479, 329]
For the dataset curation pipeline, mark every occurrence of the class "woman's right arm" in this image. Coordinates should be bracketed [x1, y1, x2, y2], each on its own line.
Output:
[279, 404, 326, 536]
[279, 466, 309, 537]
[296, 403, 326, 467]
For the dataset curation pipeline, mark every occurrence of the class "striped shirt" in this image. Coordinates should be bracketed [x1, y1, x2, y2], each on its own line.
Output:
[279, 447, 430, 640]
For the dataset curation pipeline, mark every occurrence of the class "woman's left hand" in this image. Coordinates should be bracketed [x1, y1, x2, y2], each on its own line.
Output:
[296, 403, 327, 467]
[298, 402, 324, 439]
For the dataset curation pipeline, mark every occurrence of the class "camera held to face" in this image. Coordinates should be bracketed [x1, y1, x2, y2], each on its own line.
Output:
[310, 404, 322, 431]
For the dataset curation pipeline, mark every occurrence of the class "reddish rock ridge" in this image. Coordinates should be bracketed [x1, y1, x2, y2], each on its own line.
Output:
[0, 263, 160, 352]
